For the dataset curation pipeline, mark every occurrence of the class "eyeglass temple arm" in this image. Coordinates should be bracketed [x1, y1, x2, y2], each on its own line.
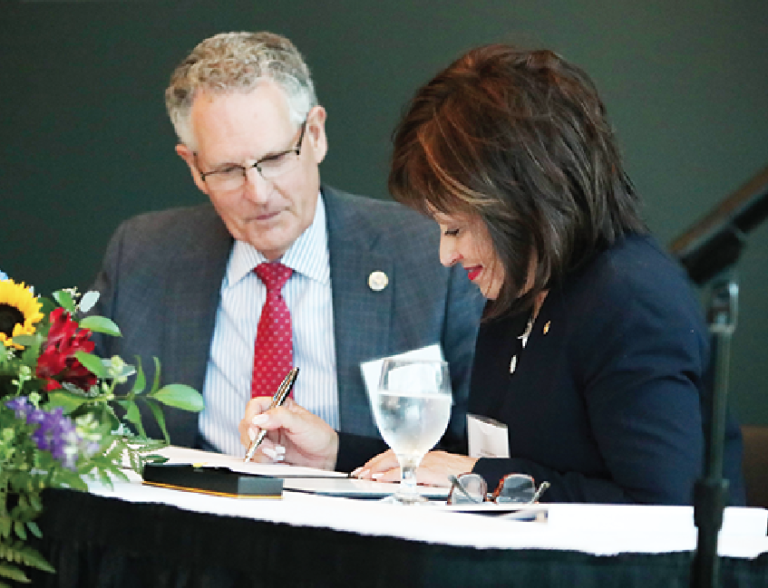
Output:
[531, 481, 550, 503]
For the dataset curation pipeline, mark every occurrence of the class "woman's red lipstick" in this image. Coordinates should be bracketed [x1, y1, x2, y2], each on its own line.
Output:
[466, 266, 482, 281]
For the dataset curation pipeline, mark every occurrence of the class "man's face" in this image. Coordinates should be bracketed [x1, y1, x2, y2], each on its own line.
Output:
[177, 81, 328, 261]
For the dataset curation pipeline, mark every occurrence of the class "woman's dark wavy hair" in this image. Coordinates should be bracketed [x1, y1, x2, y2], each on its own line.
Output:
[389, 44, 648, 318]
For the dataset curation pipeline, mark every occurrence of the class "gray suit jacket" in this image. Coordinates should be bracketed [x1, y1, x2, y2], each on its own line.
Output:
[91, 186, 484, 467]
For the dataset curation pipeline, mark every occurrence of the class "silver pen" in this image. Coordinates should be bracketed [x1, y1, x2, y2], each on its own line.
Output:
[243, 367, 300, 463]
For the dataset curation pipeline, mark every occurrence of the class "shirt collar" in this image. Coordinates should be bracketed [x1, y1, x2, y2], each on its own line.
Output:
[226, 191, 330, 288]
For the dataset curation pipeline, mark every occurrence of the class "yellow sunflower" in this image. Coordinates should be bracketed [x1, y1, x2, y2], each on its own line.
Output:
[0, 278, 45, 349]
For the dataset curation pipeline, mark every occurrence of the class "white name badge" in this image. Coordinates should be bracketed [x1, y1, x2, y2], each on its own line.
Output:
[467, 414, 510, 459]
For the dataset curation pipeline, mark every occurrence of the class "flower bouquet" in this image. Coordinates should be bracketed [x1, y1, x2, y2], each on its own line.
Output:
[0, 271, 204, 586]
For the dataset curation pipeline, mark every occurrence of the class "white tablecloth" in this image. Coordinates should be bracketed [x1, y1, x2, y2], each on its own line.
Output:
[91, 446, 768, 559]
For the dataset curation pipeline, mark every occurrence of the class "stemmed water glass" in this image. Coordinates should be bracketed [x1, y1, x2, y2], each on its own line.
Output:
[369, 358, 453, 504]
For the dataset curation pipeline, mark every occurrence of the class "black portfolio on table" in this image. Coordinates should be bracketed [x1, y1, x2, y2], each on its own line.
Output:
[142, 463, 283, 498]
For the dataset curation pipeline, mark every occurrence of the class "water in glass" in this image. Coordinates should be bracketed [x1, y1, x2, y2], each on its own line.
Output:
[370, 359, 452, 504]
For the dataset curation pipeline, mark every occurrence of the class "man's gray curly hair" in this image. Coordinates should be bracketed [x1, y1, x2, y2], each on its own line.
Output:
[165, 31, 318, 149]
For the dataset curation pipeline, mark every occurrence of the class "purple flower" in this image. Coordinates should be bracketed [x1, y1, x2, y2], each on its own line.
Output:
[6, 397, 82, 470]
[28, 406, 80, 469]
[6, 396, 32, 419]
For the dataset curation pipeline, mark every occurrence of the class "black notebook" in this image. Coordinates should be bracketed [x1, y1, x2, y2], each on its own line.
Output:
[142, 463, 283, 498]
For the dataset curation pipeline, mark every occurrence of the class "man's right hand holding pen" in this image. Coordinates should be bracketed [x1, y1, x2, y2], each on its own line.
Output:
[238, 396, 340, 471]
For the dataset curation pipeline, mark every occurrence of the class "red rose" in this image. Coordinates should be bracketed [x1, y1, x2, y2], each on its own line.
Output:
[36, 307, 97, 391]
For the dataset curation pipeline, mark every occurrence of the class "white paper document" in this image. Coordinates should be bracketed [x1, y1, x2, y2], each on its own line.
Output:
[151, 446, 449, 498]
[152, 445, 347, 478]
[283, 477, 449, 499]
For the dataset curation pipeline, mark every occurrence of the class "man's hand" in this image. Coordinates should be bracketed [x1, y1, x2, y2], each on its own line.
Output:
[239, 396, 339, 471]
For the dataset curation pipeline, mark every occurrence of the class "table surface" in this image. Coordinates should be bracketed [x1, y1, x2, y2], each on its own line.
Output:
[28, 447, 768, 588]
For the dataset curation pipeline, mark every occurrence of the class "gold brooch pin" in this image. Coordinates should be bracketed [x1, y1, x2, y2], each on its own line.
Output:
[543, 321, 551, 335]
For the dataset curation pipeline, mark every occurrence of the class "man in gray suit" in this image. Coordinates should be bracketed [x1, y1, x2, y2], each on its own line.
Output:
[91, 31, 483, 471]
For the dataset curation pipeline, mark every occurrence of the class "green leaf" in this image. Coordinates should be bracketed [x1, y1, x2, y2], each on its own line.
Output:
[150, 384, 204, 412]
[46, 391, 89, 414]
[124, 402, 141, 425]
[123, 401, 147, 438]
[73, 351, 107, 379]
[25, 522, 41, 540]
[100, 404, 121, 432]
[8, 335, 37, 347]
[144, 454, 170, 464]
[0, 541, 55, 574]
[39, 296, 57, 315]
[0, 562, 31, 583]
[79, 316, 121, 337]
[131, 357, 146, 394]
[52, 290, 76, 313]
[27, 495, 42, 512]
[150, 357, 161, 394]
[144, 398, 170, 443]
[13, 522, 26, 541]
[15, 494, 28, 512]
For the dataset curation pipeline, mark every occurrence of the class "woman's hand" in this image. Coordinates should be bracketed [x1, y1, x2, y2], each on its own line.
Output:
[352, 449, 479, 487]
[239, 396, 339, 471]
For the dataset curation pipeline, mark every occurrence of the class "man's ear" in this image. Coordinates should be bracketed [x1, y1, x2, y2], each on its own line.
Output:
[306, 106, 328, 165]
[176, 144, 209, 195]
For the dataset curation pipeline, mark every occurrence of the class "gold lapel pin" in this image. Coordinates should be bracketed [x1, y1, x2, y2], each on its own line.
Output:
[368, 270, 389, 292]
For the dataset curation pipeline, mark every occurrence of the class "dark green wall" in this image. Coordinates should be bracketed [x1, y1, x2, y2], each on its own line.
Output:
[2, 1, 767, 423]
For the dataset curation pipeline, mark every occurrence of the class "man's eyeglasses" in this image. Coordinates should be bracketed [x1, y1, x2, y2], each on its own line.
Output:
[197, 120, 307, 191]
[447, 472, 550, 506]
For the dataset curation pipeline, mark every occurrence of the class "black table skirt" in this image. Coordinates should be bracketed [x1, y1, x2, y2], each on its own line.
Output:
[25, 489, 768, 588]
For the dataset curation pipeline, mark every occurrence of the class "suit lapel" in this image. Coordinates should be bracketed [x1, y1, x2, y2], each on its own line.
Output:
[324, 187, 393, 435]
[162, 207, 232, 445]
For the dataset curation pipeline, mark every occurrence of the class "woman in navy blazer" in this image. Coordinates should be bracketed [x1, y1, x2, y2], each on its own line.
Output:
[358, 44, 745, 505]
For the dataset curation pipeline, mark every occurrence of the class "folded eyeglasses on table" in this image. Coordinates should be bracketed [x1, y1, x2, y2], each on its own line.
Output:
[447, 472, 550, 506]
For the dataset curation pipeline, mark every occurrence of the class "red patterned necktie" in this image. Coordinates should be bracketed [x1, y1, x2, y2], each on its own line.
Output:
[251, 262, 293, 398]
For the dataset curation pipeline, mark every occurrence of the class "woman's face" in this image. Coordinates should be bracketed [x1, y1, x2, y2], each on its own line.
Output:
[431, 210, 505, 300]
